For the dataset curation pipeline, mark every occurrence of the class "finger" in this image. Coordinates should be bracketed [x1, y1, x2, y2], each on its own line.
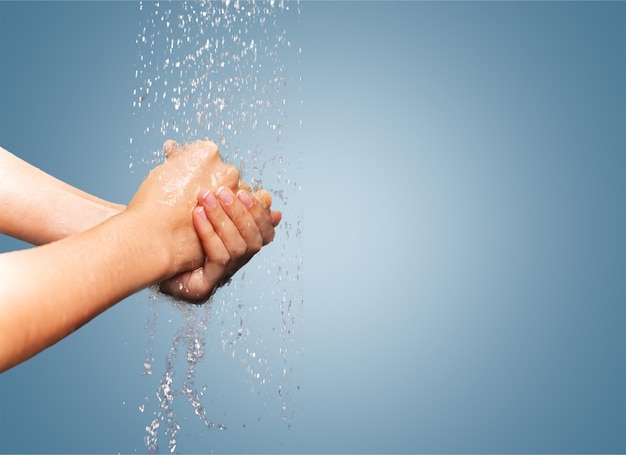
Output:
[189, 139, 221, 160]
[215, 187, 264, 255]
[192, 204, 231, 266]
[221, 165, 241, 191]
[208, 163, 240, 192]
[199, 189, 252, 264]
[236, 189, 277, 245]
[270, 210, 282, 228]
[200, 189, 253, 280]
[192, 203, 243, 294]
[193, 203, 248, 296]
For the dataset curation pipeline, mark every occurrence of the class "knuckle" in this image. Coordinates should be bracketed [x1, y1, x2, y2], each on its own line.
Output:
[231, 239, 248, 258]
[255, 189, 272, 208]
[264, 229, 275, 245]
[193, 140, 219, 159]
[163, 139, 179, 157]
[215, 249, 231, 266]
[225, 165, 240, 182]
[248, 236, 262, 254]
[206, 140, 219, 158]
[238, 180, 250, 191]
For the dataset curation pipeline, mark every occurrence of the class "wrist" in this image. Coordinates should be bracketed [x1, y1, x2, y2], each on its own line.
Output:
[55, 199, 125, 244]
[106, 208, 174, 284]
[122, 204, 204, 282]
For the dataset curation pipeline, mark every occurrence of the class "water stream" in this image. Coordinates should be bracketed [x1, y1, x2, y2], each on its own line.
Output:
[130, 1, 302, 452]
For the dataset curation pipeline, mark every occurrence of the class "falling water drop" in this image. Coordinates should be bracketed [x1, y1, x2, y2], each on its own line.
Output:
[132, 1, 303, 452]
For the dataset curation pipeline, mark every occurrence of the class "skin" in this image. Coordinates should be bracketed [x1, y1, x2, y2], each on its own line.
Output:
[0, 140, 281, 373]
[0, 145, 126, 245]
[157, 140, 281, 302]
[161, 186, 280, 302]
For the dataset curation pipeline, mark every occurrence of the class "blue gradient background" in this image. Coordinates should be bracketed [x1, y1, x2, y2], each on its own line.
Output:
[1, 1, 625, 453]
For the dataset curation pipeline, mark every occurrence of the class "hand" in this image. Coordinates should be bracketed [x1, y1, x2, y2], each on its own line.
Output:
[159, 186, 282, 303]
[126, 140, 241, 278]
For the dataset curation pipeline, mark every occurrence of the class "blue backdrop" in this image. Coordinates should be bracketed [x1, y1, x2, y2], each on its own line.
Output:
[1, 1, 624, 453]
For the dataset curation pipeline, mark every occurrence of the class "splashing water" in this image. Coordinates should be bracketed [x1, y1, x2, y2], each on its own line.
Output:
[130, 1, 303, 452]
[130, 0, 302, 164]
[143, 297, 215, 453]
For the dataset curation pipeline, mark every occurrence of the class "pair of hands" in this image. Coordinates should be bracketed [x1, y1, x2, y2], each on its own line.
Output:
[129, 140, 281, 303]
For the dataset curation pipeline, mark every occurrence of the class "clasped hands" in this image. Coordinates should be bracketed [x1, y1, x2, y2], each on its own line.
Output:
[129, 140, 281, 303]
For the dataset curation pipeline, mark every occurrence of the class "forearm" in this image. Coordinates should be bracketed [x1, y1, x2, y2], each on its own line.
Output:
[0, 146, 124, 245]
[0, 209, 175, 373]
[0, 140, 244, 372]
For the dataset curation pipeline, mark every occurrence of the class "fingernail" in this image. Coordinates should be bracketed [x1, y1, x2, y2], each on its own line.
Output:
[202, 190, 218, 208]
[195, 205, 208, 223]
[237, 190, 255, 208]
[217, 187, 234, 205]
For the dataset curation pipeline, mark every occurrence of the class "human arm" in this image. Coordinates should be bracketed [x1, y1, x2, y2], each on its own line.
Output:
[0, 143, 282, 302]
[0, 146, 125, 245]
[0, 209, 176, 372]
[0, 140, 243, 372]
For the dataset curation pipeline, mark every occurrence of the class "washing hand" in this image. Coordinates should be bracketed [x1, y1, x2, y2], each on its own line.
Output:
[159, 186, 281, 302]
[0, 140, 281, 371]
[154, 140, 282, 303]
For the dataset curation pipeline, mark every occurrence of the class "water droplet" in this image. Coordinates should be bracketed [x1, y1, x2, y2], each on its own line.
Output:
[134, 0, 303, 449]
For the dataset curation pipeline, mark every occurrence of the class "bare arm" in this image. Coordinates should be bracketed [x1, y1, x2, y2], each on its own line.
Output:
[0, 143, 282, 304]
[0, 140, 243, 372]
[0, 146, 125, 245]
[0, 209, 173, 372]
